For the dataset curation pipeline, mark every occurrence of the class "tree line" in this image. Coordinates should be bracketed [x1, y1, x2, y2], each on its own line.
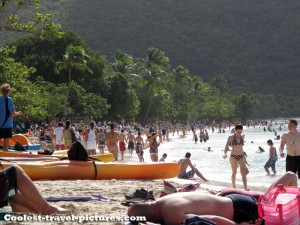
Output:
[1, 0, 300, 123]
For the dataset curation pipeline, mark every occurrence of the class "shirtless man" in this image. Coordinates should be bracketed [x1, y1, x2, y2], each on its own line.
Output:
[280, 119, 300, 177]
[119, 130, 126, 160]
[105, 124, 120, 161]
[178, 152, 208, 181]
[127, 130, 135, 156]
[135, 132, 144, 162]
[128, 172, 298, 225]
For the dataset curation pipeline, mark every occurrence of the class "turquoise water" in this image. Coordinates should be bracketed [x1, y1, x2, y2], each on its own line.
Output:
[154, 119, 294, 191]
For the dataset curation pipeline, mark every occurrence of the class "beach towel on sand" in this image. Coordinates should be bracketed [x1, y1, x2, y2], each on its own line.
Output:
[162, 180, 200, 196]
[0, 210, 14, 221]
[45, 195, 117, 202]
[184, 216, 216, 225]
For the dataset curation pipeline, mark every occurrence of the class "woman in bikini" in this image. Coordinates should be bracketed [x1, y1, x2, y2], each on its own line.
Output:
[105, 123, 119, 161]
[224, 124, 249, 191]
[148, 132, 160, 162]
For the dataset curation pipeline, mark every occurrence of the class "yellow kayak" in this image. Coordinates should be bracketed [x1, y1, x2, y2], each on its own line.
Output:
[1, 161, 180, 180]
[0, 151, 114, 162]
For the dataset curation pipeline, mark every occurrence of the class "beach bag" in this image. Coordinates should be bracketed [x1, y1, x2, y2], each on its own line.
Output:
[38, 149, 54, 155]
[258, 184, 300, 225]
[68, 141, 88, 161]
[13, 141, 26, 152]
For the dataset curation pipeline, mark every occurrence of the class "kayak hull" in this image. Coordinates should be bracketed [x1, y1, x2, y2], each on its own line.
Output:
[1, 161, 180, 180]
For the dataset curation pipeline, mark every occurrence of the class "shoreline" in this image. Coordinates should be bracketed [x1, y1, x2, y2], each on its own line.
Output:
[1, 131, 284, 224]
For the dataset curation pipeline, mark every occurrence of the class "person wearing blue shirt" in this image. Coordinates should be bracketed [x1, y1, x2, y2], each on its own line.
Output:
[0, 84, 23, 151]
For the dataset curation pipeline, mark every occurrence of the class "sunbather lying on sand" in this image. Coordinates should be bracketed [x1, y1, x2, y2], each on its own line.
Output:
[0, 165, 67, 214]
[128, 171, 297, 225]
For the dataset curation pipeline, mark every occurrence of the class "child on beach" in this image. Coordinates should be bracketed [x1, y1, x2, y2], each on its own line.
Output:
[264, 139, 278, 175]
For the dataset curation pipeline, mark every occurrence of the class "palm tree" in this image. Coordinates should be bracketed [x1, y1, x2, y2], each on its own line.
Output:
[136, 48, 170, 123]
[111, 50, 134, 78]
[55, 44, 93, 116]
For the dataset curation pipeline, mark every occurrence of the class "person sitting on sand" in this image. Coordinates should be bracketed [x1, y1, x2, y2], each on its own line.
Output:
[1, 165, 67, 214]
[178, 152, 208, 181]
[128, 171, 297, 225]
[159, 153, 167, 162]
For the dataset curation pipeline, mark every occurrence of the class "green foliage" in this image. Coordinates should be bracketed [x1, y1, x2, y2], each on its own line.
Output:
[68, 82, 109, 119]
[55, 44, 93, 116]
[234, 93, 258, 123]
[106, 73, 139, 120]
[0, 0, 63, 39]
[0, 46, 48, 120]
[31, 0, 300, 98]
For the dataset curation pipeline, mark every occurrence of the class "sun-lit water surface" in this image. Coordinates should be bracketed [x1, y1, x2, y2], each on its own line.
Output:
[156, 119, 297, 191]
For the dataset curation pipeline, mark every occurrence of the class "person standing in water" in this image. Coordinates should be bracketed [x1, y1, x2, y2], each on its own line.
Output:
[280, 119, 300, 177]
[264, 139, 278, 175]
[105, 123, 120, 161]
[224, 124, 249, 191]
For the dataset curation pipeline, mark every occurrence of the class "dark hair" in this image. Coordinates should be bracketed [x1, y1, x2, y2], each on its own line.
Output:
[185, 152, 191, 158]
[267, 139, 273, 145]
[151, 132, 157, 137]
[289, 120, 298, 126]
[90, 121, 95, 128]
[121, 129, 124, 133]
[235, 124, 243, 130]
[163, 153, 167, 157]
[110, 123, 114, 130]
[138, 132, 141, 136]
[65, 120, 71, 129]
[58, 122, 63, 127]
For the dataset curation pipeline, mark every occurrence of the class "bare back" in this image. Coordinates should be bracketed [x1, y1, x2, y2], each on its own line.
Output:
[156, 193, 234, 224]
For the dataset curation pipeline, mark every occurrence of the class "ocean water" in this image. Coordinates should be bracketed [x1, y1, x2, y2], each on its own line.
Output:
[156, 119, 295, 191]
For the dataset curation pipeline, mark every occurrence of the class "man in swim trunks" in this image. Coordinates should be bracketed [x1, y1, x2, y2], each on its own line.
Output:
[178, 152, 208, 181]
[280, 119, 300, 177]
[105, 123, 120, 161]
[128, 172, 297, 225]
[127, 130, 135, 156]
[119, 129, 126, 160]
[0, 165, 67, 214]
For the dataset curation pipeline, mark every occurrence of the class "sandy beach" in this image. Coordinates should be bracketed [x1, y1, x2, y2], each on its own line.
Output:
[2, 173, 212, 225]
[1, 137, 216, 225]
[2, 134, 269, 225]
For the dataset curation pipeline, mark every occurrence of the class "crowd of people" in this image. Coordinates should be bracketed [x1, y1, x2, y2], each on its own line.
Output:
[1, 83, 300, 224]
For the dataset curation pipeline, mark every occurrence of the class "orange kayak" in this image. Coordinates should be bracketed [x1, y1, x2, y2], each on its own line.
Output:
[0, 161, 180, 180]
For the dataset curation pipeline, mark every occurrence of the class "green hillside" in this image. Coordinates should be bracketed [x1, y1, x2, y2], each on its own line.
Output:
[2, 0, 300, 96]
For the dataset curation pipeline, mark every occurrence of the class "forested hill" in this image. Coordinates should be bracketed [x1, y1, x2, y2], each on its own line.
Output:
[36, 1, 300, 96]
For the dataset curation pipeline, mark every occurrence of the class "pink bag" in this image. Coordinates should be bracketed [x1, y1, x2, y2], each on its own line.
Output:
[258, 184, 300, 225]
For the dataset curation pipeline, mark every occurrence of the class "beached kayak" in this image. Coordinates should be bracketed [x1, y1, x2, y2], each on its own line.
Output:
[0, 151, 114, 162]
[0, 134, 41, 150]
[0, 161, 180, 180]
[0, 157, 59, 162]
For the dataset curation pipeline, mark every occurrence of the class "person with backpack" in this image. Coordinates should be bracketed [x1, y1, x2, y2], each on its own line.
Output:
[0, 84, 23, 151]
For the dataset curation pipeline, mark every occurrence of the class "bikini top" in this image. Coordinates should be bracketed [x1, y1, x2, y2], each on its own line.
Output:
[232, 135, 244, 146]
